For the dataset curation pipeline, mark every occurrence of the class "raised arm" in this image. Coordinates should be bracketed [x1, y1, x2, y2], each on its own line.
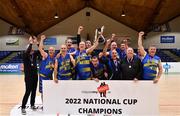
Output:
[102, 33, 115, 56]
[86, 34, 99, 54]
[70, 54, 75, 67]
[138, 31, 146, 56]
[32, 36, 39, 46]
[39, 35, 48, 59]
[54, 59, 58, 83]
[26, 36, 33, 54]
[77, 26, 83, 47]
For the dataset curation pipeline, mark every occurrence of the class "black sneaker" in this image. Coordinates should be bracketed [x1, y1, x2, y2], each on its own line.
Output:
[21, 108, 26, 115]
[40, 106, 43, 111]
[31, 106, 37, 111]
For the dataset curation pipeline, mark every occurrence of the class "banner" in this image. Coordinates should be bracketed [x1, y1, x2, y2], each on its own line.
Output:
[160, 36, 175, 43]
[0, 63, 22, 74]
[43, 37, 57, 45]
[43, 81, 159, 116]
[6, 38, 19, 46]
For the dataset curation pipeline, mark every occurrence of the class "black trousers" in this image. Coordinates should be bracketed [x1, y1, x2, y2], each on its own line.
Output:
[21, 77, 38, 109]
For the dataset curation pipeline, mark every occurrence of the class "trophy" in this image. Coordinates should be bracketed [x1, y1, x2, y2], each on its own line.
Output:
[95, 26, 105, 44]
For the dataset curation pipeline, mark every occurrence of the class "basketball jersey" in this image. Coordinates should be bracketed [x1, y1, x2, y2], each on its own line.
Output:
[74, 50, 91, 80]
[57, 54, 72, 80]
[142, 53, 161, 80]
[67, 47, 76, 53]
[91, 63, 106, 80]
[39, 55, 55, 78]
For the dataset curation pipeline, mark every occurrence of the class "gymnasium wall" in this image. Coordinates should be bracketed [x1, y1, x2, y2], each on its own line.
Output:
[144, 16, 180, 49]
[0, 19, 29, 51]
[41, 7, 138, 50]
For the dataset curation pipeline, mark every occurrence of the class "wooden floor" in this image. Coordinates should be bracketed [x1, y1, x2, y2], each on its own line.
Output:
[0, 74, 180, 116]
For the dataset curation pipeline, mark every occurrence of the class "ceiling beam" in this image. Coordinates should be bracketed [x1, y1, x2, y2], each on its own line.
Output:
[0, 16, 18, 27]
[38, 7, 86, 35]
[10, 0, 34, 35]
[89, 6, 138, 32]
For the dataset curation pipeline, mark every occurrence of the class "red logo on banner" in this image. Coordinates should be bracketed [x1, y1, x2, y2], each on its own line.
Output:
[97, 82, 109, 97]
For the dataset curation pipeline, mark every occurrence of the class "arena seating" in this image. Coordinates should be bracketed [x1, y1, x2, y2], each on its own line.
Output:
[156, 49, 177, 62]
[170, 49, 180, 57]
[6, 52, 23, 63]
[0, 51, 12, 60]
[0, 49, 179, 63]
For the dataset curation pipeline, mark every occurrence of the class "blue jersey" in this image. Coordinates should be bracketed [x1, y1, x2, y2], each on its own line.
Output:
[163, 64, 170, 69]
[39, 55, 55, 78]
[57, 54, 72, 80]
[67, 47, 76, 53]
[142, 54, 161, 80]
[91, 63, 107, 80]
[75, 50, 91, 80]
[116, 48, 126, 59]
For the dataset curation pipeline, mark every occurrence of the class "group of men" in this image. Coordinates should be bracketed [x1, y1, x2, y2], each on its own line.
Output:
[21, 26, 163, 115]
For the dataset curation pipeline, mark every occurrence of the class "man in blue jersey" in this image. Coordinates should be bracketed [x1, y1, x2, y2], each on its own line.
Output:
[71, 36, 99, 80]
[138, 31, 163, 83]
[103, 33, 116, 56]
[65, 38, 76, 53]
[54, 44, 75, 82]
[90, 56, 108, 80]
[103, 34, 127, 59]
[38, 35, 55, 100]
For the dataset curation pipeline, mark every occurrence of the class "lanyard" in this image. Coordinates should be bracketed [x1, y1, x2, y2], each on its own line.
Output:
[30, 54, 34, 66]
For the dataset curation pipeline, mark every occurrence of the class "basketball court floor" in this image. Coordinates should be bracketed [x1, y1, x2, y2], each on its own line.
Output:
[0, 74, 180, 116]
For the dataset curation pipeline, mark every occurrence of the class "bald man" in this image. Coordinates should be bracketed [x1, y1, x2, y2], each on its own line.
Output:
[54, 44, 75, 82]
[138, 31, 163, 83]
[103, 34, 126, 59]
[72, 39, 99, 80]
[38, 35, 55, 100]
[120, 47, 143, 80]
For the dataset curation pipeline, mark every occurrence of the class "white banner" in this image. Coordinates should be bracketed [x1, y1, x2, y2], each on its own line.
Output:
[43, 81, 159, 116]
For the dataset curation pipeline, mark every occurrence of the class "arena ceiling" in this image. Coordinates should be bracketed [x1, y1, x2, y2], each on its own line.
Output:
[0, 0, 180, 35]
